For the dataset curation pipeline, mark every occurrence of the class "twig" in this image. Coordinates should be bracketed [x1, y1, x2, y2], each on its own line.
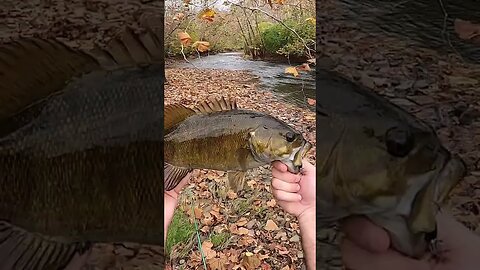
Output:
[227, 0, 314, 59]
[437, 0, 463, 61]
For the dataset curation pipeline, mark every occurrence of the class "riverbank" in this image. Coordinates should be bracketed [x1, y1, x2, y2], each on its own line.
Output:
[164, 67, 316, 270]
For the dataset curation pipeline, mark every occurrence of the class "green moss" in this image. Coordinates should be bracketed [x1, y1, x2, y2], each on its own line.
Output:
[209, 232, 231, 248]
[166, 210, 196, 255]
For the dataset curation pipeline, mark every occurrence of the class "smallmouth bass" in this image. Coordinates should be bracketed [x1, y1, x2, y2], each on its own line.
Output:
[315, 69, 466, 259]
[164, 97, 313, 192]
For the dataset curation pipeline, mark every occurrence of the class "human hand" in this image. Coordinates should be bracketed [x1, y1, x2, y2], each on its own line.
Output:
[340, 211, 480, 270]
[271, 159, 316, 219]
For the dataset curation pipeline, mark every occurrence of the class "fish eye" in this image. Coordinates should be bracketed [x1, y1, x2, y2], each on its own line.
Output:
[285, 132, 296, 142]
[385, 126, 414, 157]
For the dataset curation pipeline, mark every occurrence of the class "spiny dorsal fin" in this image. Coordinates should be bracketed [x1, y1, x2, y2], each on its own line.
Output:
[0, 38, 101, 120]
[86, 25, 163, 70]
[192, 96, 238, 114]
[164, 103, 196, 134]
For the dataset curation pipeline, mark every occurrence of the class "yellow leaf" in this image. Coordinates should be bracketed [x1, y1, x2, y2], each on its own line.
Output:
[274, 0, 285, 4]
[264, 220, 279, 231]
[199, 8, 216, 22]
[192, 41, 210, 52]
[285, 67, 299, 77]
[305, 17, 316, 25]
[177, 31, 192, 46]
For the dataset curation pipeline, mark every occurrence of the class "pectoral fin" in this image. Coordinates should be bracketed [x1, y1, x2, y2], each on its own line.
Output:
[0, 221, 90, 269]
[227, 171, 247, 192]
[164, 163, 192, 191]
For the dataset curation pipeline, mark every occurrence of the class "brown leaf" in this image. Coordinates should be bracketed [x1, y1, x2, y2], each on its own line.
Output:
[280, 266, 290, 270]
[192, 41, 210, 52]
[274, 0, 285, 5]
[194, 207, 203, 219]
[296, 63, 311, 72]
[264, 220, 279, 231]
[454, 18, 480, 41]
[237, 227, 249, 235]
[246, 179, 256, 189]
[236, 217, 248, 226]
[266, 199, 276, 207]
[307, 98, 316, 106]
[241, 252, 261, 270]
[202, 240, 217, 259]
[178, 31, 192, 46]
[285, 67, 299, 77]
[227, 190, 238, 199]
[173, 13, 185, 21]
[208, 257, 227, 270]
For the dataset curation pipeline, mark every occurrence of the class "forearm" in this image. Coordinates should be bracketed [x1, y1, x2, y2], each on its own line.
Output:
[164, 192, 179, 243]
[298, 208, 316, 270]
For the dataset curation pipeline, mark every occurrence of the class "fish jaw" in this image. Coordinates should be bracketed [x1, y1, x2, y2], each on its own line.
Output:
[283, 141, 312, 174]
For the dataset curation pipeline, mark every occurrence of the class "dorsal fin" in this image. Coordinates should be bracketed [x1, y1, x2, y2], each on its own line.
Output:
[192, 96, 238, 114]
[0, 20, 163, 120]
[164, 104, 196, 134]
[86, 25, 163, 70]
[0, 38, 101, 119]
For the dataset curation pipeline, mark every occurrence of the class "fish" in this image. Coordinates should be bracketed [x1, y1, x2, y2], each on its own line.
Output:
[163, 97, 313, 192]
[0, 24, 168, 269]
[315, 69, 466, 259]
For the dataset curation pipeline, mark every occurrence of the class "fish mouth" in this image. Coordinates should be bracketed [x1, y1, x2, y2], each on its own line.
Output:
[285, 140, 312, 174]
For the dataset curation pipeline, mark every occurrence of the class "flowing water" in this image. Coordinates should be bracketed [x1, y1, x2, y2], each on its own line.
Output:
[173, 52, 316, 110]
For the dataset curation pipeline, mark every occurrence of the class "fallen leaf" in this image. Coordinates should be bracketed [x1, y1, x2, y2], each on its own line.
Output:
[236, 217, 248, 226]
[202, 240, 217, 259]
[266, 0, 273, 8]
[266, 199, 276, 207]
[227, 190, 238, 199]
[264, 220, 279, 231]
[454, 18, 480, 40]
[192, 41, 210, 52]
[194, 207, 203, 219]
[237, 227, 249, 235]
[280, 266, 290, 270]
[241, 252, 261, 270]
[173, 13, 185, 21]
[178, 31, 192, 46]
[208, 257, 227, 270]
[247, 179, 256, 189]
[307, 98, 316, 105]
[274, 0, 285, 5]
[305, 17, 316, 25]
[199, 8, 216, 22]
[296, 63, 311, 71]
[285, 67, 299, 77]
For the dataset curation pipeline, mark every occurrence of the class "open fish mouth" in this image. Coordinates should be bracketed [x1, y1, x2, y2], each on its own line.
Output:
[284, 140, 312, 174]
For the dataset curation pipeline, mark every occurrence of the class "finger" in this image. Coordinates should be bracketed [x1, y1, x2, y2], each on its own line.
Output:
[341, 239, 428, 270]
[341, 216, 390, 252]
[272, 177, 300, 193]
[272, 189, 302, 202]
[272, 161, 288, 172]
[272, 167, 301, 183]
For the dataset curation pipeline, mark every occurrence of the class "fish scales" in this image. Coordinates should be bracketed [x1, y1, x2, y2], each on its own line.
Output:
[165, 110, 277, 171]
[0, 28, 167, 268]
